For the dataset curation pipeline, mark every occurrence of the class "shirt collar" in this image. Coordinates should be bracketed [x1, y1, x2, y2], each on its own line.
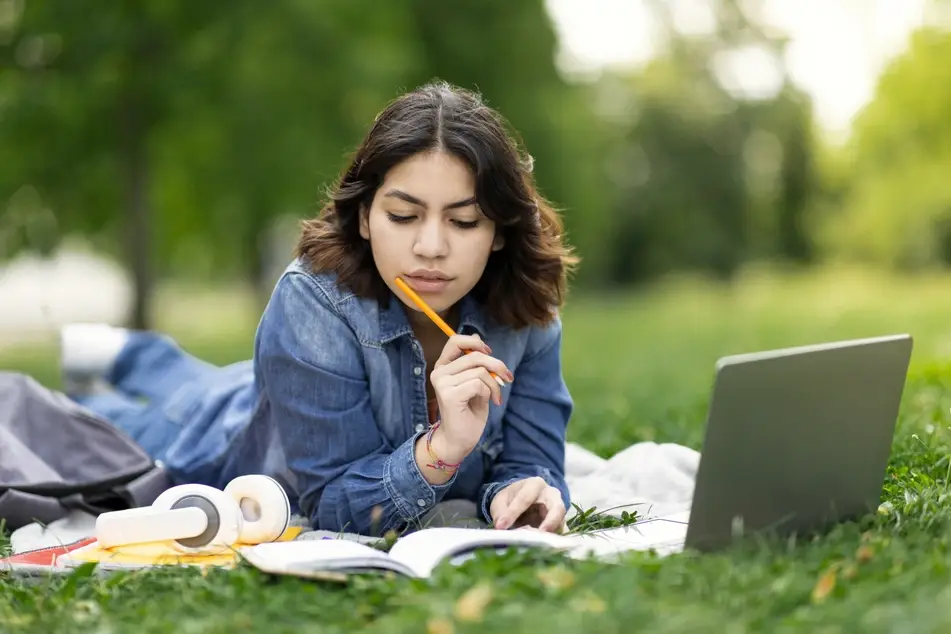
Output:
[377, 292, 490, 345]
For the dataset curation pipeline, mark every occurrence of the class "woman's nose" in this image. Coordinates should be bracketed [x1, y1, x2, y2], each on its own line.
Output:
[413, 220, 449, 258]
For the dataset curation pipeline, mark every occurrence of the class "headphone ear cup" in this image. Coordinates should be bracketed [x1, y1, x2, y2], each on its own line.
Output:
[153, 484, 243, 554]
[223, 475, 291, 544]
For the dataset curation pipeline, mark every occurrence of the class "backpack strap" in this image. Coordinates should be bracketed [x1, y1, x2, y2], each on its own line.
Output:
[0, 489, 69, 530]
[55, 464, 172, 517]
[113, 463, 172, 508]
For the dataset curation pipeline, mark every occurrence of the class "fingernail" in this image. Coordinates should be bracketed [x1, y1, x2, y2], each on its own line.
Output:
[505, 370, 515, 381]
[496, 518, 510, 530]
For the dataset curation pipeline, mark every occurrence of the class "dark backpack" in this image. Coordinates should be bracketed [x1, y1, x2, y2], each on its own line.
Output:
[0, 372, 170, 531]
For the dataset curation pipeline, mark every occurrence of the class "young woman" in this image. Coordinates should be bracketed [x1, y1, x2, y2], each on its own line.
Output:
[61, 81, 579, 537]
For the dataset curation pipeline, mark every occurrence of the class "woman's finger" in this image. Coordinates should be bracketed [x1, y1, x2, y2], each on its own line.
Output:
[537, 488, 566, 533]
[434, 350, 513, 384]
[435, 366, 502, 406]
[433, 334, 490, 368]
[496, 478, 547, 528]
[453, 374, 493, 407]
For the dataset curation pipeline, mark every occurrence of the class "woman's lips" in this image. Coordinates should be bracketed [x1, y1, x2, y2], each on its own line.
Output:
[403, 275, 451, 293]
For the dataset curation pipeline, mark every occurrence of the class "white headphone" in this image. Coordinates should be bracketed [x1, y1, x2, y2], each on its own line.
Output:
[95, 475, 292, 554]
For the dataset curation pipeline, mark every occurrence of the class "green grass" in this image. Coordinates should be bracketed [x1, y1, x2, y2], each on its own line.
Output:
[4, 264, 951, 632]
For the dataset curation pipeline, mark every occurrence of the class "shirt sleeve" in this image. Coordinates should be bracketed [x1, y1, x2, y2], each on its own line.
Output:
[255, 271, 457, 535]
[478, 315, 573, 523]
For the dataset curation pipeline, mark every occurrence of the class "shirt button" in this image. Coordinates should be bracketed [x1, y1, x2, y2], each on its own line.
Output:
[413, 366, 422, 376]
[415, 424, 425, 433]
[417, 499, 426, 507]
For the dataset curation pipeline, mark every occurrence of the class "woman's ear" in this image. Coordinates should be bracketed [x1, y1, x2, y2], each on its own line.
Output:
[359, 205, 371, 240]
[491, 232, 505, 252]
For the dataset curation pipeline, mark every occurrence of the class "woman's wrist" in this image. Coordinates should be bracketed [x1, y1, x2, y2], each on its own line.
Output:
[429, 424, 471, 465]
[414, 424, 472, 485]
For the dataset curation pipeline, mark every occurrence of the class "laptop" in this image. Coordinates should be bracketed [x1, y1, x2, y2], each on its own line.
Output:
[578, 333, 913, 557]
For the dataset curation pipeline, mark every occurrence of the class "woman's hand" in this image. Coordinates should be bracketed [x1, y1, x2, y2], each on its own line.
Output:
[489, 477, 566, 533]
[428, 334, 513, 462]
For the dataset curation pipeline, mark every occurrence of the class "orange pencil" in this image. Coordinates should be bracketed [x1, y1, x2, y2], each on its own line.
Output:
[394, 276, 507, 387]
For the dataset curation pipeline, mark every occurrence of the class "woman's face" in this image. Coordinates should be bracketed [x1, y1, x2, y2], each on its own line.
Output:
[360, 150, 504, 318]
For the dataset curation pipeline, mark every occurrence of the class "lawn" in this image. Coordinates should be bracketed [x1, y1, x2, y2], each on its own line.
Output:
[3, 264, 951, 633]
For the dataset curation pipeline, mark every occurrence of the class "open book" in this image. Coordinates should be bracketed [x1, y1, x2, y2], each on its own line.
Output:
[241, 516, 690, 580]
[1, 515, 689, 580]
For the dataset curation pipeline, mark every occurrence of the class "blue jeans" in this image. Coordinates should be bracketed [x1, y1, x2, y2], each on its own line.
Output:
[72, 332, 219, 465]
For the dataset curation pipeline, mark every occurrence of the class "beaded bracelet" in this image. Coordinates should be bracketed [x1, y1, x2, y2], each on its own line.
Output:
[424, 422, 462, 472]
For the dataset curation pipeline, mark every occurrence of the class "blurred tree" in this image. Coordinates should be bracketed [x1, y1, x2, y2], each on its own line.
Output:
[603, 0, 817, 284]
[0, 1, 256, 328]
[768, 88, 817, 263]
[153, 1, 423, 302]
[1, 0, 822, 316]
[1, 0, 611, 322]
[167, 0, 606, 297]
[819, 27, 951, 271]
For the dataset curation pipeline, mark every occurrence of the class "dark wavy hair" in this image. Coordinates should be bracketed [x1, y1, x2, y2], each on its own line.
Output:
[296, 80, 578, 329]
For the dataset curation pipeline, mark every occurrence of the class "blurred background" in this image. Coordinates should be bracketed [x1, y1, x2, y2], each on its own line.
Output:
[4, 0, 951, 450]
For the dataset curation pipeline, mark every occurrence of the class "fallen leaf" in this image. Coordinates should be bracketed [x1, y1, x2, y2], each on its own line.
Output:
[454, 583, 493, 622]
[570, 590, 607, 613]
[811, 564, 839, 604]
[72, 600, 100, 615]
[3, 614, 34, 627]
[427, 617, 455, 634]
[537, 566, 576, 591]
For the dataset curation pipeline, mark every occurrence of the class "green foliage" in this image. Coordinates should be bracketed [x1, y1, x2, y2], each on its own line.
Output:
[1, 0, 831, 314]
[603, 5, 818, 284]
[0, 0, 612, 309]
[7, 1, 951, 312]
[566, 504, 640, 533]
[821, 27, 951, 270]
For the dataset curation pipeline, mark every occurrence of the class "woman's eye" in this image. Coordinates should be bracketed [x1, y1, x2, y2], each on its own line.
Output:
[386, 212, 415, 224]
[452, 219, 480, 230]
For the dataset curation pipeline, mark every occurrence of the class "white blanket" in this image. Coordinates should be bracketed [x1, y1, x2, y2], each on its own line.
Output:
[9, 441, 700, 554]
[565, 441, 699, 521]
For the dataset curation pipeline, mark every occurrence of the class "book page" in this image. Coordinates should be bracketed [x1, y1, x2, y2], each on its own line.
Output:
[239, 539, 418, 578]
[388, 527, 575, 578]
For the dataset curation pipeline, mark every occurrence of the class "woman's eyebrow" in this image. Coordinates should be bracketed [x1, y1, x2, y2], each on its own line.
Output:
[383, 189, 477, 210]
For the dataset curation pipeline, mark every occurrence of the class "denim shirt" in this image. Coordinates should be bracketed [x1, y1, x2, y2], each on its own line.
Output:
[158, 259, 573, 535]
